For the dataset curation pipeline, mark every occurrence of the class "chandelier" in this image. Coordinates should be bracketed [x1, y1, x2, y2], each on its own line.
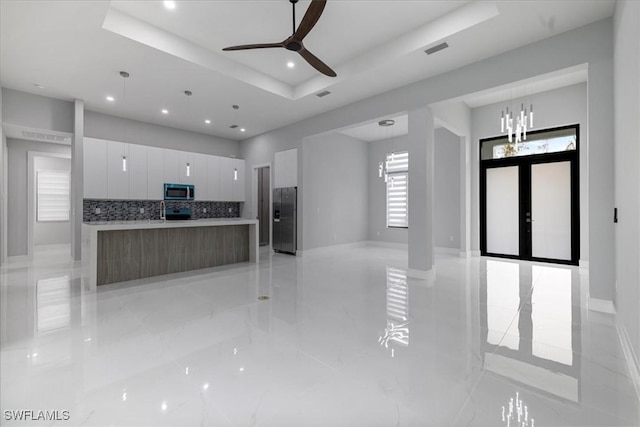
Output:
[501, 391, 534, 427]
[377, 119, 395, 182]
[501, 103, 533, 144]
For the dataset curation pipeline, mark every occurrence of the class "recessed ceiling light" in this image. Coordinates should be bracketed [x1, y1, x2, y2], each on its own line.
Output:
[164, 1, 176, 10]
[287, 61, 295, 69]
[161, 109, 169, 115]
[240, 128, 246, 132]
[205, 119, 211, 124]
[106, 96, 115, 102]
[34, 83, 45, 89]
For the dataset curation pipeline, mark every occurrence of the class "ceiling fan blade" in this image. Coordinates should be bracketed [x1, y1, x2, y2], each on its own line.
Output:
[293, 0, 326, 41]
[223, 43, 283, 51]
[298, 47, 336, 77]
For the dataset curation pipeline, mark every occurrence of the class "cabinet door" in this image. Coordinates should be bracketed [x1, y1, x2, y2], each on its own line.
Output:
[128, 144, 148, 200]
[83, 138, 108, 199]
[107, 141, 129, 199]
[193, 153, 208, 201]
[179, 151, 194, 185]
[232, 158, 245, 201]
[219, 156, 234, 201]
[163, 148, 180, 184]
[147, 146, 164, 200]
[207, 155, 221, 201]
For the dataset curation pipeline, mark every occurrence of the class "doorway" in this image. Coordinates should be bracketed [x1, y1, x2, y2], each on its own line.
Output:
[480, 125, 579, 265]
[256, 166, 270, 246]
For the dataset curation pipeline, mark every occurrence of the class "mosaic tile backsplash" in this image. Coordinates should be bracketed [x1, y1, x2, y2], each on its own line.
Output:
[83, 199, 241, 222]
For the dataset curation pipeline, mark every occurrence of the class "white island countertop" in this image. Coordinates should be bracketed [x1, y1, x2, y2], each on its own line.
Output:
[83, 217, 258, 231]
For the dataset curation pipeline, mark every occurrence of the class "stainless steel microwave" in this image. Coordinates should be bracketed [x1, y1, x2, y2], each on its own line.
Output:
[164, 183, 194, 201]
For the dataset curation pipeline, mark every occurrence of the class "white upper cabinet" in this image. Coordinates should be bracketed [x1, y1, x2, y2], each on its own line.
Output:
[107, 141, 129, 200]
[193, 153, 208, 201]
[207, 155, 221, 201]
[147, 146, 164, 200]
[219, 156, 234, 201]
[274, 148, 297, 188]
[128, 144, 148, 200]
[83, 137, 108, 199]
[82, 138, 244, 202]
[163, 148, 181, 184]
[231, 158, 245, 202]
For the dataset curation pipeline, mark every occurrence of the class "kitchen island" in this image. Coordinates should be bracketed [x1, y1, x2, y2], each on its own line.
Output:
[82, 218, 258, 289]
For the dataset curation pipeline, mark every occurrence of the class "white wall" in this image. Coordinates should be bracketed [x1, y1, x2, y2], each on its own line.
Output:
[2, 88, 74, 133]
[302, 133, 368, 250]
[613, 0, 640, 370]
[242, 19, 614, 288]
[471, 83, 588, 262]
[33, 156, 71, 246]
[368, 134, 409, 244]
[84, 111, 240, 158]
[0, 87, 6, 264]
[434, 128, 461, 249]
[7, 139, 71, 256]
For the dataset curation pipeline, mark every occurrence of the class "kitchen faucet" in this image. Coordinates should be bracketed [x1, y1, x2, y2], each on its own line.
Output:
[160, 200, 166, 221]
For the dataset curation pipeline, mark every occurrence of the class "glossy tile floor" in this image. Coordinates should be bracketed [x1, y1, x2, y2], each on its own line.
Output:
[1, 244, 638, 426]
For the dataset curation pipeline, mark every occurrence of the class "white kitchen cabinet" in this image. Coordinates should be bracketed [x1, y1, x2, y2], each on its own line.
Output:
[207, 155, 221, 201]
[83, 137, 108, 198]
[232, 158, 245, 202]
[107, 141, 129, 199]
[274, 148, 297, 188]
[179, 151, 194, 185]
[163, 148, 181, 184]
[147, 146, 164, 200]
[128, 143, 148, 200]
[219, 156, 234, 201]
[193, 153, 208, 201]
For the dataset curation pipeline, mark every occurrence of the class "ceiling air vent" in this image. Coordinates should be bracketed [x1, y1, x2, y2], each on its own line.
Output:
[22, 130, 71, 145]
[425, 42, 449, 55]
[229, 124, 239, 129]
[316, 90, 331, 98]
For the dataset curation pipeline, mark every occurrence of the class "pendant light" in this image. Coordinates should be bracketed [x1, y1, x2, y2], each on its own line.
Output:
[120, 71, 129, 172]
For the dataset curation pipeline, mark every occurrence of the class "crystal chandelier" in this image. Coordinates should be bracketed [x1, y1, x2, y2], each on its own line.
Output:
[501, 103, 533, 144]
[377, 119, 395, 182]
[501, 391, 534, 427]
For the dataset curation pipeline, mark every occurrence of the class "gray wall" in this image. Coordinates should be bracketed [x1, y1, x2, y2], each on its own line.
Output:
[7, 139, 71, 256]
[471, 83, 589, 262]
[368, 134, 409, 244]
[1, 87, 6, 264]
[302, 133, 368, 250]
[613, 0, 640, 371]
[434, 128, 461, 249]
[85, 111, 240, 158]
[33, 155, 71, 246]
[1, 88, 74, 133]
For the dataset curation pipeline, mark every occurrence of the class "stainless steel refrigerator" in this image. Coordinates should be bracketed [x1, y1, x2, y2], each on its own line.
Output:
[273, 187, 297, 254]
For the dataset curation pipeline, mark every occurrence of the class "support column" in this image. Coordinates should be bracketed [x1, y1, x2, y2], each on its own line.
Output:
[408, 106, 435, 280]
[71, 100, 84, 261]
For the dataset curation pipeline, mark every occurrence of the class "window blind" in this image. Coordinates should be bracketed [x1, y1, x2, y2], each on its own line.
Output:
[386, 172, 408, 228]
[37, 170, 70, 222]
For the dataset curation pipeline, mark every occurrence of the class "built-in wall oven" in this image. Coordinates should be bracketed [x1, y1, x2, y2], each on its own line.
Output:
[164, 183, 195, 201]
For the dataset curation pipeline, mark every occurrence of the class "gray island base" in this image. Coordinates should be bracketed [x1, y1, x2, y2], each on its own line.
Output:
[82, 219, 258, 289]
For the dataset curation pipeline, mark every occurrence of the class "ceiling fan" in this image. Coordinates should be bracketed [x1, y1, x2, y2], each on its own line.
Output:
[223, 0, 337, 77]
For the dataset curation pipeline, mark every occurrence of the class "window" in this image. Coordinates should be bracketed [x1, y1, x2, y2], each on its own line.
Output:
[37, 170, 70, 222]
[481, 126, 577, 160]
[386, 151, 408, 228]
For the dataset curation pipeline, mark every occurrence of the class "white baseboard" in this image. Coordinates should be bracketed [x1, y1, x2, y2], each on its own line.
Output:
[435, 246, 461, 256]
[615, 316, 640, 401]
[471, 250, 481, 257]
[297, 241, 367, 256]
[588, 298, 616, 314]
[579, 259, 589, 270]
[407, 268, 436, 287]
[366, 240, 408, 250]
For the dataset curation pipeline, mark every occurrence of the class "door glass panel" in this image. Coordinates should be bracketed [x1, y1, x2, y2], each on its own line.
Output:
[531, 161, 571, 260]
[486, 166, 519, 255]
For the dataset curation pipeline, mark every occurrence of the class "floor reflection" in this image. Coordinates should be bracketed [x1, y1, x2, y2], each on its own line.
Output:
[482, 259, 581, 403]
[378, 267, 409, 357]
